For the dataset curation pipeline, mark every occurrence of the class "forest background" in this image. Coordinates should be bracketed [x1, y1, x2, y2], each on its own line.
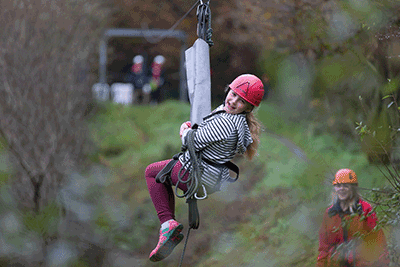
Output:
[0, 0, 400, 266]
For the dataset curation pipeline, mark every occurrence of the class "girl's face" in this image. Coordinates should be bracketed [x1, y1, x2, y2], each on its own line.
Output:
[224, 90, 253, 114]
[334, 183, 352, 201]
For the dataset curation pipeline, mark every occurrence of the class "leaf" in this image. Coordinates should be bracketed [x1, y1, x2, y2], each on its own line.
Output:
[387, 101, 394, 108]
[382, 79, 399, 95]
[382, 95, 392, 100]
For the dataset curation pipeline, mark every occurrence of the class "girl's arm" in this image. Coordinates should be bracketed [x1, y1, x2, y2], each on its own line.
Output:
[185, 116, 235, 150]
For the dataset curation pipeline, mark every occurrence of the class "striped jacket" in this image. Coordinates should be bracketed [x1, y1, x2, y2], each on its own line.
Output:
[179, 105, 253, 192]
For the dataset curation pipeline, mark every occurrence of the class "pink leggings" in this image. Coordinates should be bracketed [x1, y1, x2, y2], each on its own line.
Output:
[145, 159, 189, 224]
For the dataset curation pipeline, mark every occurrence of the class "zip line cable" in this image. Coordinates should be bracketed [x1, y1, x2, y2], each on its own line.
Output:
[140, 0, 200, 44]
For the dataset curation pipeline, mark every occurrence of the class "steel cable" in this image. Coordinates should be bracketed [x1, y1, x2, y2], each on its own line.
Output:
[140, 0, 200, 44]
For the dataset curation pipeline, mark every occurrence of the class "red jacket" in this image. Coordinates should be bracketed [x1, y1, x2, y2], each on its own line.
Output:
[316, 199, 389, 267]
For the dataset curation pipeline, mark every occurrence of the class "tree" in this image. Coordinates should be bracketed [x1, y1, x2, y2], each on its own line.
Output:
[0, 0, 111, 212]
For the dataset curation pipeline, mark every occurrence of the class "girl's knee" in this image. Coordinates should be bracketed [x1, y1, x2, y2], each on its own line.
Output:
[145, 160, 169, 178]
[145, 163, 157, 178]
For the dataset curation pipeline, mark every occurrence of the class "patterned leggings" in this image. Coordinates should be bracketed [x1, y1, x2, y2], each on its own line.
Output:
[145, 159, 189, 224]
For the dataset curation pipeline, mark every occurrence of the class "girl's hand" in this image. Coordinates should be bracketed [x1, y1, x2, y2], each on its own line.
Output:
[180, 121, 191, 137]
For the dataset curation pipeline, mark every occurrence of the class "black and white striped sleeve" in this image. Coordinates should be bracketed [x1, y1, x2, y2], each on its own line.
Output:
[191, 116, 236, 151]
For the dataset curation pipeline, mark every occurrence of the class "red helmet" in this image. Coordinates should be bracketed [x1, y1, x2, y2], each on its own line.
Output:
[229, 74, 265, 106]
[332, 169, 358, 185]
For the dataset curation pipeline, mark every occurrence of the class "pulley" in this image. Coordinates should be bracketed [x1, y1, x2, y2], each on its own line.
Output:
[196, 0, 213, 46]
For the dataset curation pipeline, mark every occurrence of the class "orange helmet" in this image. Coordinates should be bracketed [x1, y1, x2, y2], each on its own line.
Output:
[332, 169, 358, 185]
[229, 74, 264, 106]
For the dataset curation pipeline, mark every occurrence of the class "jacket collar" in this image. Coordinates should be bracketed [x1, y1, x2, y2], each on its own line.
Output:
[203, 104, 248, 121]
[202, 105, 226, 120]
[328, 198, 362, 217]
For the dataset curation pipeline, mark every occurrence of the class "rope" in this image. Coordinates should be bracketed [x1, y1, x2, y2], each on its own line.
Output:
[175, 129, 203, 199]
[178, 227, 192, 267]
[205, 3, 213, 47]
[140, 0, 200, 44]
[175, 129, 202, 267]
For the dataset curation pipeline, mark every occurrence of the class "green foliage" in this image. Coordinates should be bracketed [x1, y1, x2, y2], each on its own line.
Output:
[22, 202, 60, 238]
[382, 78, 400, 96]
[88, 103, 146, 151]
[0, 171, 9, 187]
[88, 100, 190, 168]
[70, 259, 90, 267]
[255, 102, 384, 200]
[258, 50, 290, 90]
[93, 204, 156, 251]
[79, 93, 400, 266]
[319, 51, 364, 88]
[353, 92, 400, 262]
[85, 100, 193, 252]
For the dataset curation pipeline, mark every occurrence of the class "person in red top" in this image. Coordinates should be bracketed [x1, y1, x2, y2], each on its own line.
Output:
[316, 169, 390, 267]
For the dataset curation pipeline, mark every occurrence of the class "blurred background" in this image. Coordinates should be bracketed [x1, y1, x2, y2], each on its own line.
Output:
[0, 0, 400, 266]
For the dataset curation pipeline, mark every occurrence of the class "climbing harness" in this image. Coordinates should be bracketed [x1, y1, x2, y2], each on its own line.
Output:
[156, 120, 240, 200]
[155, 131, 207, 200]
[176, 129, 206, 200]
[155, 124, 240, 267]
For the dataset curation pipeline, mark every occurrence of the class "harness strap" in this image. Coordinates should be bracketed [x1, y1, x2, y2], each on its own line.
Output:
[154, 150, 200, 229]
[178, 197, 199, 267]
[202, 157, 239, 182]
[155, 153, 181, 185]
[186, 197, 200, 229]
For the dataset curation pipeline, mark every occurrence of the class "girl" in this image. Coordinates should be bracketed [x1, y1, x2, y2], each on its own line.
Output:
[316, 169, 390, 267]
[145, 74, 264, 262]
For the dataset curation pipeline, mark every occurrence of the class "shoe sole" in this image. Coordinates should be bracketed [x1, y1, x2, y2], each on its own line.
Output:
[149, 225, 184, 262]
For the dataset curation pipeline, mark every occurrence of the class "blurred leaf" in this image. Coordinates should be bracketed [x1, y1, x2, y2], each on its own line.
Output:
[22, 202, 60, 237]
[381, 78, 400, 95]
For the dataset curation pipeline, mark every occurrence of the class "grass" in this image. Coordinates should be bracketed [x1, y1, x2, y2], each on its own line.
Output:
[85, 99, 395, 266]
[0, 98, 393, 266]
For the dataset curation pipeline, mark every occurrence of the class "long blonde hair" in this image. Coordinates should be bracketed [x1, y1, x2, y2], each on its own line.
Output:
[245, 111, 262, 160]
[223, 86, 263, 160]
[331, 184, 362, 213]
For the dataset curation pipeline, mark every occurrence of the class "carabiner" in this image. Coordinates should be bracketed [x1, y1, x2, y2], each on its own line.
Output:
[194, 184, 208, 200]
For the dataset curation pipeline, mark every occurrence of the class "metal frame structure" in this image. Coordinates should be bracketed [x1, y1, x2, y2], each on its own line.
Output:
[98, 28, 188, 102]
